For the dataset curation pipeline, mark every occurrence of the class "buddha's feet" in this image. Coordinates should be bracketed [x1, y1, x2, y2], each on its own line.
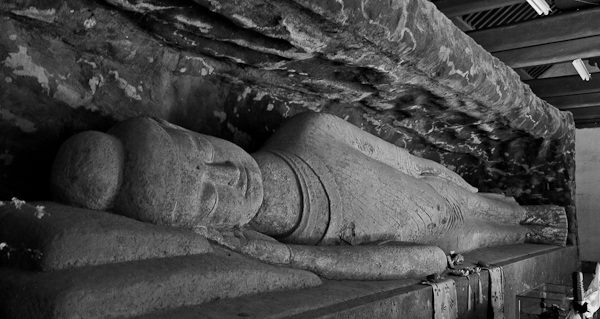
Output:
[520, 205, 568, 246]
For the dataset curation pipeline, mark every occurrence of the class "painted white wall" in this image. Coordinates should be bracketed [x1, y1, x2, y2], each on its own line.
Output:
[576, 128, 600, 262]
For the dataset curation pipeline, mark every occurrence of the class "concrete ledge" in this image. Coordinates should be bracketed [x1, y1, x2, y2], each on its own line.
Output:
[133, 244, 578, 319]
[0, 247, 321, 319]
[458, 244, 579, 318]
[0, 201, 212, 270]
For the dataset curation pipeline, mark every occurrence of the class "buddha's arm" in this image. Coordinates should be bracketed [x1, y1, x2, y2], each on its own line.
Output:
[240, 238, 447, 280]
[267, 112, 477, 193]
[196, 227, 447, 280]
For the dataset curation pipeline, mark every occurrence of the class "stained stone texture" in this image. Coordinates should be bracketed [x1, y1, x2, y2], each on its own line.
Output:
[0, 0, 576, 242]
[0, 201, 213, 270]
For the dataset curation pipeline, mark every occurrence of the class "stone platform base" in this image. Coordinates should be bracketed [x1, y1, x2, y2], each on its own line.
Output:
[135, 244, 578, 319]
[0, 206, 579, 319]
[0, 242, 579, 319]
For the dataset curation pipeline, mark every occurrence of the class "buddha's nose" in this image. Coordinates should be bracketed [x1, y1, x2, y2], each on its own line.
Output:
[205, 161, 241, 186]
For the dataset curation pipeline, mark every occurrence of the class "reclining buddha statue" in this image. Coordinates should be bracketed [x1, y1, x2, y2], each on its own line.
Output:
[50, 112, 567, 280]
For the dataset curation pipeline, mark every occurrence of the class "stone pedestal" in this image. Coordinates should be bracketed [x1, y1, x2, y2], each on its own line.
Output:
[0, 202, 322, 319]
[0, 200, 578, 319]
[134, 244, 579, 319]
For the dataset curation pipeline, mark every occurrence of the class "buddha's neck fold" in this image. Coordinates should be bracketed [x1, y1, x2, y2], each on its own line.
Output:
[249, 150, 331, 245]
[249, 151, 303, 237]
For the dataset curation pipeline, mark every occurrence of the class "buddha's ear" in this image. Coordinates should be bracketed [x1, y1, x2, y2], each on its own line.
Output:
[50, 131, 124, 211]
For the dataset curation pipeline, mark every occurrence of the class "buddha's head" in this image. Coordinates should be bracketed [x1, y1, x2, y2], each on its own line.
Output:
[51, 117, 263, 228]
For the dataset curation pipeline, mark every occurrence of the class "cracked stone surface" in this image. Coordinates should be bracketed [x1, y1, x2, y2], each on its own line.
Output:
[0, 0, 576, 243]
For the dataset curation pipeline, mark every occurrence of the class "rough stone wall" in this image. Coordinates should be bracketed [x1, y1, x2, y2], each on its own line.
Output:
[0, 0, 576, 242]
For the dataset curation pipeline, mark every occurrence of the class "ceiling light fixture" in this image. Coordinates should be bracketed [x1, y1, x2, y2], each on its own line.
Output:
[572, 58, 591, 81]
[526, 0, 552, 15]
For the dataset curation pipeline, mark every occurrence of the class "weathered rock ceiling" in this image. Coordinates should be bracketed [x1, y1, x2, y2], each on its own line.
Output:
[0, 0, 576, 241]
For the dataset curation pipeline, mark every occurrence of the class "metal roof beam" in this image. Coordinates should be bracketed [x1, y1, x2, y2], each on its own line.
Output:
[525, 75, 600, 98]
[493, 35, 600, 69]
[432, 0, 525, 17]
[467, 7, 600, 52]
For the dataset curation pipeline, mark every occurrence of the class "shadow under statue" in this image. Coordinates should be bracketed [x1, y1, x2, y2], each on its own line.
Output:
[50, 112, 567, 280]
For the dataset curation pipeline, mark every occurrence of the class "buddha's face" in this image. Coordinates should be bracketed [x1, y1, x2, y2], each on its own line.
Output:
[154, 121, 264, 227]
[51, 117, 263, 228]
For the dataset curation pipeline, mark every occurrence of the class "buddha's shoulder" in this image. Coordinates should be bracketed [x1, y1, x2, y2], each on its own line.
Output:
[262, 113, 345, 150]
[279, 112, 360, 139]
[283, 112, 340, 130]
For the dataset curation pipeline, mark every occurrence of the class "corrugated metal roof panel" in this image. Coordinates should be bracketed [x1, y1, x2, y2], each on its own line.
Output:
[462, 1, 559, 30]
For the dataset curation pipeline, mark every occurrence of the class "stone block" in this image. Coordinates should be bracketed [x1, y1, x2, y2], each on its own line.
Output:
[135, 244, 578, 319]
[0, 201, 212, 270]
[0, 247, 322, 319]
